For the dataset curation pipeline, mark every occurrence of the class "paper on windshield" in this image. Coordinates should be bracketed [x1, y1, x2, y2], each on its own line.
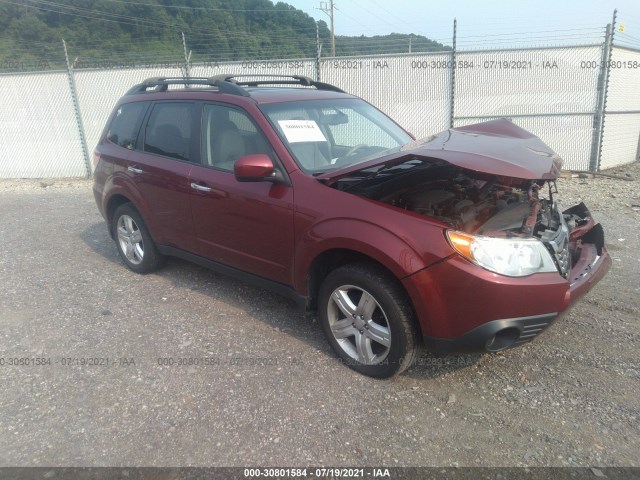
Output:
[278, 120, 327, 143]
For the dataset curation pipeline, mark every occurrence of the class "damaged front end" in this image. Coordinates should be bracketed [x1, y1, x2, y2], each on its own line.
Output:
[322, 117, 609, 285]
[332, 159, 601, 281]
[322, 119, 611, 351]
[386, 170, 575, 279]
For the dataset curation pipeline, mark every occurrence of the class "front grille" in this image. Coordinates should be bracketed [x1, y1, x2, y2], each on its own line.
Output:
[541, 204, 571, 278]
[553, 232, 570, 277]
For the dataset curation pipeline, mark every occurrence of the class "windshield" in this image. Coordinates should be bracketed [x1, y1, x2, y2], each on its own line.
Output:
[259, 98, 413, 174]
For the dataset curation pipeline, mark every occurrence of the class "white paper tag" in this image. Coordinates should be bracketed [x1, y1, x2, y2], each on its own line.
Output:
[278, 120, 327, 143]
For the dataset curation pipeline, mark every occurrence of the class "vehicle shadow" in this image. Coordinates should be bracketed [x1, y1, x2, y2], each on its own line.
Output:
[81, 222, 121, 263]
[81, 222, 483, 380]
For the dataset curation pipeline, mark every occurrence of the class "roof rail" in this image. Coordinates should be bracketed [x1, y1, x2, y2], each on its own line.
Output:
[126, 77, 207, 95]
[125, 76, 249, 96]
[209, 74, 345, 93]
[126, 74, 345, 97]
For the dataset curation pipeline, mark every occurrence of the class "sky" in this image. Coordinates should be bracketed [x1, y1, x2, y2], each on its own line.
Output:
[282, 0, 640, 48]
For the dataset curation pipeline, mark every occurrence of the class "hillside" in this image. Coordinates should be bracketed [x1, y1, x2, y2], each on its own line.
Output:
[0, 0, 448, 71]
[336, 33, 449, 56]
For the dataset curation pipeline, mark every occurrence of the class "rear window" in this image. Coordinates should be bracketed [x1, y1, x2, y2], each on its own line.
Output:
[106, 102, 148, 150]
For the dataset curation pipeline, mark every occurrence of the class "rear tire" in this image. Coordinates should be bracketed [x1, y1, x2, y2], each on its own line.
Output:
[112, 203, 164, 274]
[318, 263, 420, 378]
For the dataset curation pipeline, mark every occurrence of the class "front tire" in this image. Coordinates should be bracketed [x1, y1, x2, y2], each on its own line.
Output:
[112, 203, 164, 274]
[318, 263, 420, 378]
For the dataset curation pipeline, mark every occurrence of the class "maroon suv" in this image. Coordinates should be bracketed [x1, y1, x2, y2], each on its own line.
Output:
[93, 74, 611, 378]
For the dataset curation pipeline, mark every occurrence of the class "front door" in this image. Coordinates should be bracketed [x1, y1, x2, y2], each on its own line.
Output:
[189, 104, 295, 285]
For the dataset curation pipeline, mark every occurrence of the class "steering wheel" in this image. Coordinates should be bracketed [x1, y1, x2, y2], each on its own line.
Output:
[343, 143, 369, 157]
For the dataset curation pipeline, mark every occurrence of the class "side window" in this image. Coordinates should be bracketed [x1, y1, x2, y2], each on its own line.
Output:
[202, 104, 274, 171]
[106, 102, 148, 150]
[143, 102, 198, 162]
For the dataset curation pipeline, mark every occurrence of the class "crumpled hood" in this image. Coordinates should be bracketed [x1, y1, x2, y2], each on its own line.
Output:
[318, 118, 563, 182]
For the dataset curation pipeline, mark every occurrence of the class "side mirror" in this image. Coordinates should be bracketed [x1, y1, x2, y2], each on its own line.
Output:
[234, 154, 275, 182]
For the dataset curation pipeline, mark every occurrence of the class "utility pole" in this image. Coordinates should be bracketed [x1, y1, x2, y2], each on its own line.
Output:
[319, 0, 335, 57]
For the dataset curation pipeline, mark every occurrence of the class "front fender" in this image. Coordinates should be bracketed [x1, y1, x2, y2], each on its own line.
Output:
[294, 217, 437, 293]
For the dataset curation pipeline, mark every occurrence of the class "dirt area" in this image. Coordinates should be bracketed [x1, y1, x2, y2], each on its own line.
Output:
[0, 163, 638, 468]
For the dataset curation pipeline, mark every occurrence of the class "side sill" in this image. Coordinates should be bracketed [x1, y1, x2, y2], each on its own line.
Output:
[157, 246, 307, 308]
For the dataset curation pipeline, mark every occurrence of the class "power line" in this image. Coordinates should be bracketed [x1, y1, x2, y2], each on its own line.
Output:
[0, 0, 328, 45]
[100, 0, 319, 13]
[0, 0, 173, 28]
[26, 0, 178, 26]
[3, 0, 327, 35]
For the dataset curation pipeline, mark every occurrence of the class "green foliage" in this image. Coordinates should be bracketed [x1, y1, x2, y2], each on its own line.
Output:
[0, 0, 448, 71]
[337, 33, 450, 56]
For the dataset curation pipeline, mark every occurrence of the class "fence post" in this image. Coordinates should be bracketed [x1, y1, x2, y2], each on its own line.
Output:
[182, 32, 192, 80]
[590, 10, 616, 171]
[63, 39, 91, 177]
[449, 18, 457, 129]
[315, 21, 322, 81]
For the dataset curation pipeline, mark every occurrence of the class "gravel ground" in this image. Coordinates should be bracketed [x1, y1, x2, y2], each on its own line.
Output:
[0, 164, 639, 468]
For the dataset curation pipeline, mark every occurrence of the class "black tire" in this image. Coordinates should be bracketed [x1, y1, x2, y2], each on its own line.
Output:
[318, 263, 420, 378]
[112, 203, 164, 274]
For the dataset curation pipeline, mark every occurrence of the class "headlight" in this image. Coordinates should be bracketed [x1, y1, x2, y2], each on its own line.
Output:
[446, 230, 558, 277]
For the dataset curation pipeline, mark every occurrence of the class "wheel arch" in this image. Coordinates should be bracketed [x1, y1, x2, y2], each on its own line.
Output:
[106, 194, 131, 239]
[305, 247, 414, 313]
[103, 177, 164, 245]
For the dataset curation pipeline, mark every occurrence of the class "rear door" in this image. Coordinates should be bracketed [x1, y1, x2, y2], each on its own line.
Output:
[126, 101, 200, 252]
[188, 103, 295, 285]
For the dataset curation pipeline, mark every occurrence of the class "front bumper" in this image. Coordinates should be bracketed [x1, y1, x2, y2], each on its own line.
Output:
[403, 217, 611, 353]
[424, 313, 558, 353]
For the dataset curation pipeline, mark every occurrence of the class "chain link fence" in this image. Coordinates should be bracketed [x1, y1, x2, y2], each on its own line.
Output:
[319, 53, 452, 139]
[600, 46, 640, 170]
[452, 46, 603, 171]
[1, 39, 639, 178]
[0, 71, 87, 177]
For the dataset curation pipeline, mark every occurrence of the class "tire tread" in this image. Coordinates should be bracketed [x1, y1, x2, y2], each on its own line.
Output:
[319, 261, 420, 378]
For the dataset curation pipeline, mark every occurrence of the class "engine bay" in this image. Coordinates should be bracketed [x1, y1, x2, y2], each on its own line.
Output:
[330, 159, 592, 277]
[335, 161, 564, 237]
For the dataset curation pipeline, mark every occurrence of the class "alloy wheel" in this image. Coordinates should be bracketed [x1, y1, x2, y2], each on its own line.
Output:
[116, 214, 144, 265]
[326, 285, 392, 365]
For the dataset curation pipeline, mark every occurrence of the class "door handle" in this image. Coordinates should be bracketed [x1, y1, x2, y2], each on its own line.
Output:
[128, 166, 143, 174]
[190, 182, 213, 192]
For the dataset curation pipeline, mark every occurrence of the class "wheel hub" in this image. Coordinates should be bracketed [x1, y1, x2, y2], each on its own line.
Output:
[116, 214, 144, 265]
[327, 285, 391, 365]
